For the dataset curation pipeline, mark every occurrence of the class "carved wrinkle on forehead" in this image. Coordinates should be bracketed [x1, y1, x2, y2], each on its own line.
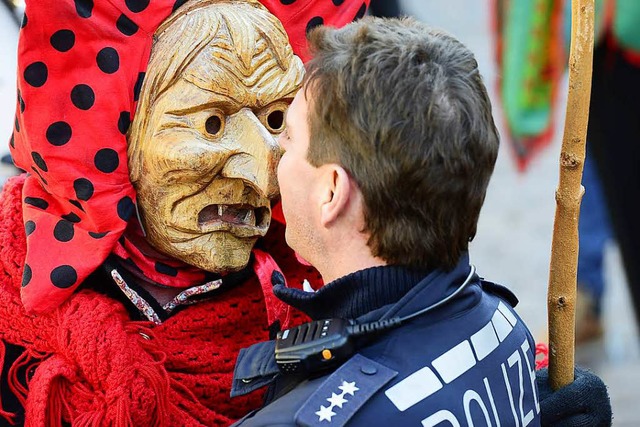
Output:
[185, 38, 304, 105]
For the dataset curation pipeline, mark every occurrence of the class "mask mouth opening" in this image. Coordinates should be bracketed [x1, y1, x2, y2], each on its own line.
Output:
[197, 204, 270, 229]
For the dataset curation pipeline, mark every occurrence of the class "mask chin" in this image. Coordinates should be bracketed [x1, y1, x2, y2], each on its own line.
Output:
[161, 232, 258, 274]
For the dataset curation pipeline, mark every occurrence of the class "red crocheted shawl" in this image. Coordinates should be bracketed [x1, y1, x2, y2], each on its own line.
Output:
[0, 175, 317, 426]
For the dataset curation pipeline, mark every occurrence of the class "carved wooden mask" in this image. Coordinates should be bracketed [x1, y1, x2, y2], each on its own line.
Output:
[127, 0, 304, 273]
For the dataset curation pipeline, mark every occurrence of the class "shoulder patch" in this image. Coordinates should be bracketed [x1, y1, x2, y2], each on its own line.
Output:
[295, 354, 397, 427]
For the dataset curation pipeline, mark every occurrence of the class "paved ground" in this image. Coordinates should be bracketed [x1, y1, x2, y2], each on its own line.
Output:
[1, 1, 638, 424]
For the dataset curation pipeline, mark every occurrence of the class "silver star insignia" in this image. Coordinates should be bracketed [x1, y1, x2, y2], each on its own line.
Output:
[338, 381, 359, 396]
[316, 405, 336, 422]
[327, 392, 348, 408]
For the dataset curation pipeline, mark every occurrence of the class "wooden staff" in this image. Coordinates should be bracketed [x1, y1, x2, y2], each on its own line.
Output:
[547, 0, 595, 390]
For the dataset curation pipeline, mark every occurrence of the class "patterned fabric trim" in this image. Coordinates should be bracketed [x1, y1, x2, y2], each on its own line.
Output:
[110, 268, 222, 324]
[162, 280, 223, 314]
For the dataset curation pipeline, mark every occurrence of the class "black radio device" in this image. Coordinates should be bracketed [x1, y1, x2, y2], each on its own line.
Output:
[275, 266, 476, 376]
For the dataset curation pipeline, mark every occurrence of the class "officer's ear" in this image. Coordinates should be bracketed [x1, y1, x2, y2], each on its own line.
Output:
[319, 164, 352, 227]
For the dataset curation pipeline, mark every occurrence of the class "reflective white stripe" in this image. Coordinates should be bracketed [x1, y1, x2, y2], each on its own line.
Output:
[470, 321, 500, 361]
[385, 367, 443, 412]
[432, 340, 476, 384]
[491, 309, 514, 342]
[498, 301, 518, 327]
[385, 303, 518, 412]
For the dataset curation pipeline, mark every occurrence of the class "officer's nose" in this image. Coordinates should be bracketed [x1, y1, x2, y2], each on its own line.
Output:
[221, 108, 281, 199]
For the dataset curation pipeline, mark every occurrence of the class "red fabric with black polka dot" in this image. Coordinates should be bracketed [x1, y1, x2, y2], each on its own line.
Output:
[9, 0, 370, 314]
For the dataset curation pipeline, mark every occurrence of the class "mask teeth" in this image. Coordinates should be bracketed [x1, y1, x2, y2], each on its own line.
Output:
[218, 205, 224, 217]
[244, 209, 255, 226]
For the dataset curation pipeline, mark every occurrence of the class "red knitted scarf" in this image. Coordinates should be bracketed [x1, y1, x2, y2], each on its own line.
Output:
[0, 176, 316, 426]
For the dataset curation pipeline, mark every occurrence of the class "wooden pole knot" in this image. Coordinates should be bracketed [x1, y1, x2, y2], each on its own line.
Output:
[560, 152, 581, 168]
[557, 296, 567, 309]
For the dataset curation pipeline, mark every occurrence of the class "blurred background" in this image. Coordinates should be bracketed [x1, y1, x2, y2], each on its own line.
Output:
[1, 0, 638, 424]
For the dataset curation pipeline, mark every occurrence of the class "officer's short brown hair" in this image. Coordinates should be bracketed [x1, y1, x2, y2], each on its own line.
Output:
[304, 17, 499, 270]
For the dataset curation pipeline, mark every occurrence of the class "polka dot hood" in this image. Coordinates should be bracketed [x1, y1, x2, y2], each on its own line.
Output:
[9, 0, 369, 314]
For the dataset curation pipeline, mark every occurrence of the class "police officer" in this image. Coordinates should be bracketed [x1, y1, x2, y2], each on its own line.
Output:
[230, 17, 612, 427]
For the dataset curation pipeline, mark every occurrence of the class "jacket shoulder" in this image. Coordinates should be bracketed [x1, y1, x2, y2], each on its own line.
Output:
[233, 354, 397, 427]
[294, 354, 397, 427]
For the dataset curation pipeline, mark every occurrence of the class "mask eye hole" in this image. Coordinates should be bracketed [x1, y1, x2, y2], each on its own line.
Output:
[259, 102, 289, 134]
[267, 110, 285, 132]
[205, 115, 223, 136]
